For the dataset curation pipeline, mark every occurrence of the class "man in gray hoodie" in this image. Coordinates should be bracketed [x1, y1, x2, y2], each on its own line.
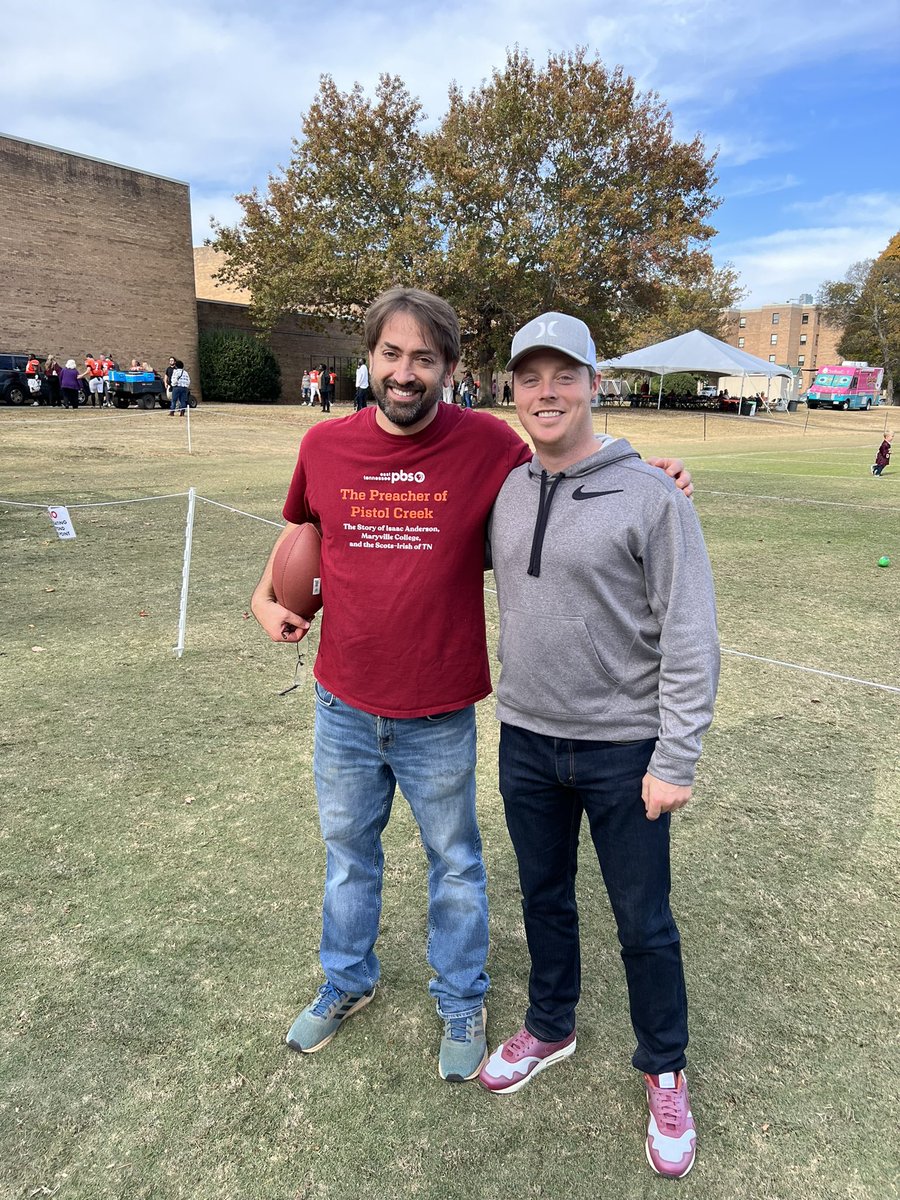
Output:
[479, 313, 719, 1181]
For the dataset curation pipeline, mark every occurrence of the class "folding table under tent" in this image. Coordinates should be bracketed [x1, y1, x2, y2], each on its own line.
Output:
[597, 329, 794, 410]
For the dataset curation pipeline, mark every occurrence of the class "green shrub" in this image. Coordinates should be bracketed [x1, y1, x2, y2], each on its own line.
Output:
[198, 328, 281, 403]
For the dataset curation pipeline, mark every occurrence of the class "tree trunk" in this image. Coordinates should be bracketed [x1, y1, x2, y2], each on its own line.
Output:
[479, 361, 496, 407]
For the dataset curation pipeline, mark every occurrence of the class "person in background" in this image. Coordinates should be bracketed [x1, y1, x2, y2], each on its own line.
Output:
[872, 431, 893, 476]
[460, 371, 474, 409]
[100, 353, 116, 406]
[309, 366, 321, 406]
[319, 363, 333, 413]
[45, 357, 62, 407]
[302, 370, 312, 406]
[25, 353, 43, 405]
[491, 377, 498, 404]
[502, 380, 512, 406]
[168, 359, 191, 416]
[84, 354, 104, 407]
[59, 359, 82, 409]
[354, 359, 369, 410]
[164, 356, 176, 407]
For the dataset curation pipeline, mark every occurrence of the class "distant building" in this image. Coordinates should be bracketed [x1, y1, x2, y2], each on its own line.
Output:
[722, 302, 843, 390]
[0, 133, 199, 386]
[0, 133, 365, 405]
[193, 247, 365, 403]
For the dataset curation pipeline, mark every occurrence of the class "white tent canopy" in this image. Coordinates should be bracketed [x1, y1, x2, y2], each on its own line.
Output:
[597, 329, 793, 381]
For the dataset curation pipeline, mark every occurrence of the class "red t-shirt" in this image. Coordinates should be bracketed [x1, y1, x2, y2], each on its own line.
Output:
[283, 403, 530, 717]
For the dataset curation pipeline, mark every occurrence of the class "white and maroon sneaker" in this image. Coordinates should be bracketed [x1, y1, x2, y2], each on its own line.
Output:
[479, 1025, 576, 1094]
[644, 1070, 697, 1178]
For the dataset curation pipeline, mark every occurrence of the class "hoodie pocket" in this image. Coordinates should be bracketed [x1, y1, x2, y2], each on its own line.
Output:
[497, 608, 622, 718]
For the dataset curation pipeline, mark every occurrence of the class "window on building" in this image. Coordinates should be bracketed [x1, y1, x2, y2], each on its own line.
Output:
[770, 334, 778, 345]
[798, 355, 805, 365]
[739, 317, 746, 328]
[772, 313, 780, 325]
[738, 337, 745, 348]
[800, 334, 807, 345]
[801, 313, 809, 325]
[769, 354, 776, 363]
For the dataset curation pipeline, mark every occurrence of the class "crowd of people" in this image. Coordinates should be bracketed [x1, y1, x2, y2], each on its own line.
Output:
[300, 364, 337, 411]
[301, 361, 516, 413]
[17, 352, 188, 412]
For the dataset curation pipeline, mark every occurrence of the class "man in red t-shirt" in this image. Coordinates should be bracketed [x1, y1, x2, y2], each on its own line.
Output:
[251, 287, 689, 1083]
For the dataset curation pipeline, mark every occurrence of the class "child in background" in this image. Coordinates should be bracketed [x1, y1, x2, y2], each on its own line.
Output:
[872, 431, 893, 476]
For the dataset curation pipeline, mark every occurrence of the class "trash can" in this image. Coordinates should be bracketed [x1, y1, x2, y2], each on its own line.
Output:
[787, 399, 799, 413]
[740, 399, 757, 417]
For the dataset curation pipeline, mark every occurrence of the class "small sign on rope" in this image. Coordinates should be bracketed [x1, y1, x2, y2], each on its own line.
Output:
[47, 506, 76, 540]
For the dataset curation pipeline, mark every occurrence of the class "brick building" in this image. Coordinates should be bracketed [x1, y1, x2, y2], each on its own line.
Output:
[722, 302, 843, 390]
[0, 134, 199, 383]
[194, 247, 365, 403]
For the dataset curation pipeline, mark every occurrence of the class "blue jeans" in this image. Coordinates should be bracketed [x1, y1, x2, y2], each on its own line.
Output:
[170, 386, 188, 412]
[312, 683, 489, 1016]
[499, 724, 688, 1074]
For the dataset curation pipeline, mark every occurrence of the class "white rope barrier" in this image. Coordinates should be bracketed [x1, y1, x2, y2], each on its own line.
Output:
[3, 489, 894, 686]
[0, 492, 189, 509]
[196, 496, 284, 528]
[720, 649, 900, 695]
[483, 586, 897, 695]
[705, 489, 897, 512]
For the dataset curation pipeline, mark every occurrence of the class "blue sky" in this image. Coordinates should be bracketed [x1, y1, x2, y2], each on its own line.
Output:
[5, 0, 899, 306]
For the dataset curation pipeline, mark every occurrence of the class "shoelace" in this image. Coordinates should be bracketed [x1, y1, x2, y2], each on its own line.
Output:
[505, 1027, 536, 1056]
[445, 1014, 475, 1043]
[649, 1081, 685, 1133]
[311, 983, 345, 1017]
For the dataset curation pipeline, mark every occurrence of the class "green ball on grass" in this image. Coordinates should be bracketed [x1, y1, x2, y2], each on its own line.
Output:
[877, 556, 891, 568]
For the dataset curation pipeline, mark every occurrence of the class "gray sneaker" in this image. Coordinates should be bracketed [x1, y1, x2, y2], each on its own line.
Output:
[285, 982, 375, 1053]
[438, 1005, 488, 1082]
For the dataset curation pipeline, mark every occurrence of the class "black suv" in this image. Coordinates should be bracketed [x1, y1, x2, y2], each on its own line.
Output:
[0, 353, 42, 405]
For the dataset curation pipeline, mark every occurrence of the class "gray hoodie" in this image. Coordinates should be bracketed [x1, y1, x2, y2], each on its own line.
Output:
[490, 437, 719, 785]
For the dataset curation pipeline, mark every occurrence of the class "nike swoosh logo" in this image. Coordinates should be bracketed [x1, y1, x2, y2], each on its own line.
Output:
[571, 486, 624, 500]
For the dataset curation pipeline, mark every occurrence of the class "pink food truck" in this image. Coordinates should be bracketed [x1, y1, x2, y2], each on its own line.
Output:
[805, 363, 883, 410]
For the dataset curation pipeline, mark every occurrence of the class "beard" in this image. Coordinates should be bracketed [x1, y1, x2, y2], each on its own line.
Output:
[371, 374, 442, 428]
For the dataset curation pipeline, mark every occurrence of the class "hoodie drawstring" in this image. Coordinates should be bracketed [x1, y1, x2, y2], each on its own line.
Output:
[527, 470, 565, 577]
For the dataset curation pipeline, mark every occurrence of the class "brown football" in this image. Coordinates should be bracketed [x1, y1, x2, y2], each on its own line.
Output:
[271, 523, 323, 620]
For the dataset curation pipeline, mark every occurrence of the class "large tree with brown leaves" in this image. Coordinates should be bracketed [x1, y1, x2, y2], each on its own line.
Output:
[212, 49, 734, 395]
[818, 233, 900, 401]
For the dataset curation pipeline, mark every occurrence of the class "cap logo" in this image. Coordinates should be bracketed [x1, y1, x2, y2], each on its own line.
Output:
[536, 320, 559, 339]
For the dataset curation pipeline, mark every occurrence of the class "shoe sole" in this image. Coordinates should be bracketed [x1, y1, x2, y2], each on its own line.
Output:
[481, 1036, 576, 1094]
[645, 1140, 695, 1180]
[285, 989, 375, 1054]
[439, 1005, 488, 1082]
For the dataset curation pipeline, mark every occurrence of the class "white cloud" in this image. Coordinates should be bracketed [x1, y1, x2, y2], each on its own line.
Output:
[715, 192, 900, 304]
[725, 174, 801, 200]
[4, 0, 900, 269]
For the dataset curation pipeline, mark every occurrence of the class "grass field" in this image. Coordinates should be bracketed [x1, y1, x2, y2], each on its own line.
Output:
[1, 403, 898, 1200]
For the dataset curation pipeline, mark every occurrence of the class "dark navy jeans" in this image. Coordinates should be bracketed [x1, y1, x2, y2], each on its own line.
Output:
[499, 723, 688, 1074]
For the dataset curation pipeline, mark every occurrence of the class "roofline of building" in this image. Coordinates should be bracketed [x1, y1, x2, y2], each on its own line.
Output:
[0, 131, 189, 189]
[725, 302, 818, 314]
[196, 296, 331, 323]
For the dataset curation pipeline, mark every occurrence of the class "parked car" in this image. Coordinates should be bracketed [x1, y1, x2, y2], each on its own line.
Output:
[0, 352, 47, 404]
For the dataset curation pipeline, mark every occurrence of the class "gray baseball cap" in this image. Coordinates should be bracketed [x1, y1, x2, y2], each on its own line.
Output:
[506, 312, 597, 372]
